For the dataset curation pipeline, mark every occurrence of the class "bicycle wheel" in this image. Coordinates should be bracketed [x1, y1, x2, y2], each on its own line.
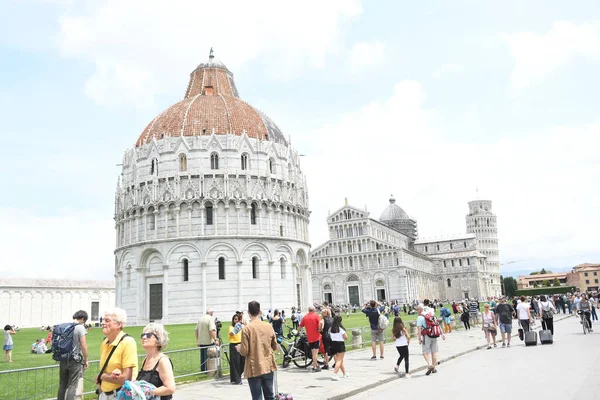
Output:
[292, 350, 312, 368]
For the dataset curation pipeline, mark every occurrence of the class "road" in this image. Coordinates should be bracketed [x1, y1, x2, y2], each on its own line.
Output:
[348, 315, 600, 400]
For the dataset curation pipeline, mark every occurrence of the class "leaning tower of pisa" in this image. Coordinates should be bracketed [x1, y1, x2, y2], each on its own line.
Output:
[466, 200, 501, 296]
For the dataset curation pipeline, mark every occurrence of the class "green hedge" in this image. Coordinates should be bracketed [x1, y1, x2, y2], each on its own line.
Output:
[515, 286, 575, 296]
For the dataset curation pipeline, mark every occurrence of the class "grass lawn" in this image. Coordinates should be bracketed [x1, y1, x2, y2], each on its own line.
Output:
[0, 310, 427, 372]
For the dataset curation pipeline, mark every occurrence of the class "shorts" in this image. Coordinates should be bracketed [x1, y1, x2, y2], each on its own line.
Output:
[499, 323, 512, 333]
[329, 341, 346, 355]
[371, 329, 384, 342]
[422, 336, 438, 354]
[308, 340, 320, 350]
[3, 345, 13, 351]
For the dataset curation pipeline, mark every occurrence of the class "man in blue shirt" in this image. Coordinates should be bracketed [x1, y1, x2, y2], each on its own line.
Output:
[362, 300, 384, 360]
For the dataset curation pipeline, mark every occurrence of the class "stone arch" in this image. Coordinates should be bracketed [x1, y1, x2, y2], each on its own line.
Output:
[296, 248, 308, 265]
[347, 274, 360, 282]
[118, 250, 135, 271]
[139, 248, 162, 268]
[203, 242, 240, 263]
[166, 243, 202, 263]
[241, 242, 272, 263]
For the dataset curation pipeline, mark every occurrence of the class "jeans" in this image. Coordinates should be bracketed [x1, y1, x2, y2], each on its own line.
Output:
[519, 319, 530, 333]
[199, 344, 211, 372]
[247, 371, 274, 400]
[592, 307, 598, 321]
[57, 359, 83, 400]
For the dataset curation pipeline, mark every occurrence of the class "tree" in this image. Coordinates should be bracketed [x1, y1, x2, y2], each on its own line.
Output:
[530, 272, 539, 275]
[542, 280, 551, 287]
[502, 276, 518, 297]
[553, 278, 561, 287]
[533, 282, 539, 288]
[540, 268, 547, 275]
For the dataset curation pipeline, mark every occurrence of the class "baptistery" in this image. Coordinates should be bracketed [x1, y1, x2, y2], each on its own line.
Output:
[114, 51, 312, 324]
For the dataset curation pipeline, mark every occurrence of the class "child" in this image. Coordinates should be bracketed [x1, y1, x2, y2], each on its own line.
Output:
[392, 317, 410, 377]
[329, 315, 348, 380]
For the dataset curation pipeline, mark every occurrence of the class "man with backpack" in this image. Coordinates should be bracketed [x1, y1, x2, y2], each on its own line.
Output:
[416, 304, 445, 376]
[55, 310, 89, 400]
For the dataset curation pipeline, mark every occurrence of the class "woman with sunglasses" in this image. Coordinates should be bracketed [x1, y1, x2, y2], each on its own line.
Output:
[482, 303, 498, 349]
[137, 323, 176, 399]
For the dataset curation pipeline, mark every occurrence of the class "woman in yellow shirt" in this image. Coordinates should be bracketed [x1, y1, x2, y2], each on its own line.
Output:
[228, 313, 245, 384]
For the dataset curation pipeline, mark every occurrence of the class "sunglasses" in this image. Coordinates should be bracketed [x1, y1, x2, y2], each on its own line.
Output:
[140, 332, 157, 339]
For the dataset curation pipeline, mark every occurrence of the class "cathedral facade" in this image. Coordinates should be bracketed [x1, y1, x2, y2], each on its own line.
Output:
[114, 52, 312, 324]
[311, 197, 500, 305]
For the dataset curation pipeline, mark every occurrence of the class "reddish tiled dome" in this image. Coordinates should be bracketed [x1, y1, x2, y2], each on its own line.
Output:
[136, 50, 286, 147]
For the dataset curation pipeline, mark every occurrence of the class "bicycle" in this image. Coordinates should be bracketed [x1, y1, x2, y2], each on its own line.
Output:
[280, 325, 327, 369]
[578, 310, 592, 335]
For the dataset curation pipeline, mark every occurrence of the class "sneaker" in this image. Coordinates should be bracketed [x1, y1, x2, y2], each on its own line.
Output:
[394, 366, 398, 373]
[425, 366, 434, 376]
[322, 365, 329, 370]
[432, 369, 437, 373]
[331, 373, 339, 381]
[380, 355, 384, 359]
[405, 373, 412, 378]
[343, 373, 350, 378]
[507, 343, 510, 347]
[312, 367, 321, 373]
[371, 356, 377, 360]
[487, 346, 491, 350]
[502, 343, 506, 348]
[493, 343, 497, 347]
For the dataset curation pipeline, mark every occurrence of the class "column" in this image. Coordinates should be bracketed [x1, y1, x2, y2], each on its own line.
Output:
[136, 213, 140, 243]
[267, 208, 273, 236]
[136, 267, 146, 324]
[225, 204, 230, 235]
[188, 207, 192, 236]
[115, 272, 122, 307]
[162, 264, 169, 323]
[235, 205, 240, 235]
[200, 206, 205, 236]
[153, 211, 159, 240]
[175, 207, 180, 237]
[201, 262, 207, 313]
[143, 210, 147, 241]
[268, 261, 274, 310]
[292, 263, 298, 309]
[237, 261, 244, 311]
[165, 209, 169, 239]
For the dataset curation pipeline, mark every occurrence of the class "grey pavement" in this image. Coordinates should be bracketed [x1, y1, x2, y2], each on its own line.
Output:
[348, 312, 597, 400]
[176, 313, 573, 399]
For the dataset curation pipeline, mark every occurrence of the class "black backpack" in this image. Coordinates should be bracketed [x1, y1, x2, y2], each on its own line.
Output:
[51, 322, 77, 361]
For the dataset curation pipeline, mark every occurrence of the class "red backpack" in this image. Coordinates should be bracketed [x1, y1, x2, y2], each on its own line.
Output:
[422, 313, 442, 338]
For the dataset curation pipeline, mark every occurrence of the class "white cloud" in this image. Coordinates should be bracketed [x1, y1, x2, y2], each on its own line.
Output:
[55, 0, 362, 106]
[432, 63, 464, 79]
[295, 80, 600, 273]
[348, 40, 386, 72]
[0, 209, 115, 280]
[499, 21, 600, 94]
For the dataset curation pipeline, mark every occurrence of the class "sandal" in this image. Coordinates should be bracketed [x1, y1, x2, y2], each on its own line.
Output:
[425, 366, 434, 376]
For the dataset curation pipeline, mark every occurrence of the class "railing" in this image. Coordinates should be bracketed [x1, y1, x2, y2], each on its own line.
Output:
[0, 323, 410, 400]
[0, 345, 228, 400]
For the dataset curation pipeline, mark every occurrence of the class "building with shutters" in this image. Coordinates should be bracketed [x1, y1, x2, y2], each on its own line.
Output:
[310, 197, 500, 305]
[114, 50, 312, 324]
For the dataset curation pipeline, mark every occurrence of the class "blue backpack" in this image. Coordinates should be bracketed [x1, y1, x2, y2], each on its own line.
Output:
[440, 308, 450, 318]
[51, 322, 77, 361]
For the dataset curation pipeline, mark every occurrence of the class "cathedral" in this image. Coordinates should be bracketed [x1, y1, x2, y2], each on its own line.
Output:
[114, 51, 312, 324]
[310, 197, 500, 305]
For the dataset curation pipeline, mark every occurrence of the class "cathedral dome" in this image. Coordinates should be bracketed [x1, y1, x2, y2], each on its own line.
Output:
[380, 195, 409, 221]
[136, 49, 286, 147]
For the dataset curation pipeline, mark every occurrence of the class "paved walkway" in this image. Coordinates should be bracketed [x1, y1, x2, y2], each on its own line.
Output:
[177, 313, 572, 399]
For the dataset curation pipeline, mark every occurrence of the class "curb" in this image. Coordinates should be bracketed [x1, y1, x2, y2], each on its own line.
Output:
[327, 314, 573, 400]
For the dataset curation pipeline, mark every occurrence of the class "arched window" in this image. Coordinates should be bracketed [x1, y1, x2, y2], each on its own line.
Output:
[288, 163, 292, 178]
[252, 257, 259, 279]
[450, 243, 453, 249]
[279, 224, 283, 237]
[241, 154, 248, 170]
[280, 258, 286, 279]
[183, 258, 189, 281]
[205, 203, 213, 225]
[447, 278, 452, 287]
[464, 241, 467, 248]
[179, 154, 187, 172]
[375, 279, 385, 287]
[443, 260, 447, 268]
[475, 219, 478, 227]
[250, 203, 257, 225]
[218, 257, 225, 280]
[349, 257, 353, 267]
[147, 208, 156, 230]
[324, 283, 332, 290]
[269, 158, 275, 173]
[210, 153, 219, 170]
[150, 159, 158, 175]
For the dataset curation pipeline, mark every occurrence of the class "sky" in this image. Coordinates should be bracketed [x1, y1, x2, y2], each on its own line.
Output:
[1, 0, 599, 280]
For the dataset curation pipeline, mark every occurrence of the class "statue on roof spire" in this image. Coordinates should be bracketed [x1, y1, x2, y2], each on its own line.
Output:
[209, 47, 214, 59]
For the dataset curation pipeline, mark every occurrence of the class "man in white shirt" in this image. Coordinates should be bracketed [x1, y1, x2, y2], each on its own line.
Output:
[590, 295, 599, 322]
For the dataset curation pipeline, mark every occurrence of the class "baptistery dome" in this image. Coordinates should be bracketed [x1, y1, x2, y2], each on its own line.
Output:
[114, 50, 312, 325]
[136, 49, 286, 147]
